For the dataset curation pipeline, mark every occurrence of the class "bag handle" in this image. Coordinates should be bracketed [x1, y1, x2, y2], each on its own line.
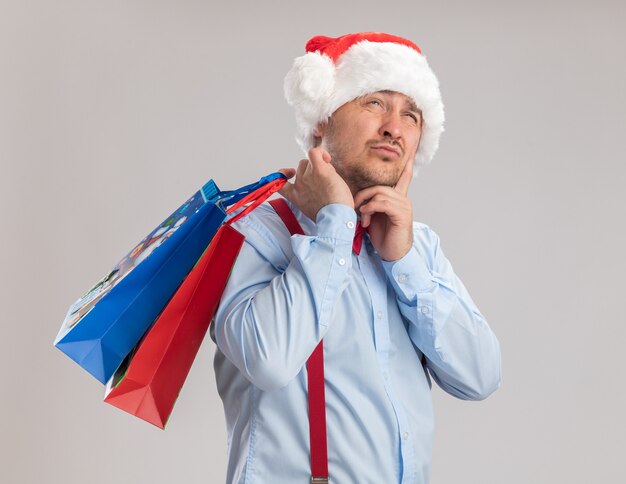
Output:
[224, 176, 287, 225]
[217, 172, 286, 207]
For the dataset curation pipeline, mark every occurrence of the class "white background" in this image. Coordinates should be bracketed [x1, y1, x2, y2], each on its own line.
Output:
[1, 1, 624, 482]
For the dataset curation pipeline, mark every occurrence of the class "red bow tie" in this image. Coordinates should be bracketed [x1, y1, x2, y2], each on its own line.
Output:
[353, 221, 367, 255]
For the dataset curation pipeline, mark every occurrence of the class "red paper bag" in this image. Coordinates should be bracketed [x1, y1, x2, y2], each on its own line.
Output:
[104, 223, 245, 428]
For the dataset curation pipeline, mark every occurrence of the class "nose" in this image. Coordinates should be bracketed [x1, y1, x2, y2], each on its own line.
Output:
[378, 110, 403, 140]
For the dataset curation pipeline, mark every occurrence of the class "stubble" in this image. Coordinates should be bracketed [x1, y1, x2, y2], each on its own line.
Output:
[323, 120, 403, 194]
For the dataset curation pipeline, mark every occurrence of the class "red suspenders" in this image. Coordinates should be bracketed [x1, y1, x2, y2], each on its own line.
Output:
[268, 198, 330, 484]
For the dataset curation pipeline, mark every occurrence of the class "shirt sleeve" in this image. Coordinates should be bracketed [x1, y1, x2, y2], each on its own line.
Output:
[213, 203, 357, 391]
[381, 223, 502, 401]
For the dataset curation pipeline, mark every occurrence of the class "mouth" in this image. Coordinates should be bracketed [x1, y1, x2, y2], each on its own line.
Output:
[370, 144, 401, 158]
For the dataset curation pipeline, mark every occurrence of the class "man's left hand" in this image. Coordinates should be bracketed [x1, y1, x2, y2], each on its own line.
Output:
[353, 160, 414, 261]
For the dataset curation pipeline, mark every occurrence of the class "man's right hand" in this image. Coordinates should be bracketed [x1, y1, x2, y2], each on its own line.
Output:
[278, 147, 354, 222]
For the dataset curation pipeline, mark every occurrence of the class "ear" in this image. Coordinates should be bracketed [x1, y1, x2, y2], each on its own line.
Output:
[313, 120, 327, 138]
[312, 121, 327, 148]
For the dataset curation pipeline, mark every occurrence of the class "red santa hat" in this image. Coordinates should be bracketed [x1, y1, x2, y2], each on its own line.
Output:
[284, 32, 445, 168]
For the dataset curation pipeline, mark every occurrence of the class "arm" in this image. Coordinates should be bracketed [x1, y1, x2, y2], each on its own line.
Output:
[355, 160, 500, 400]
[215, 147, 356, 391]
[213, 203, 356, 391]
[381, 225, 502, 400]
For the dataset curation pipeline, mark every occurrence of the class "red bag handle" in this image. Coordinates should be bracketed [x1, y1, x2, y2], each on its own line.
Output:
[225, 177, 287, 225]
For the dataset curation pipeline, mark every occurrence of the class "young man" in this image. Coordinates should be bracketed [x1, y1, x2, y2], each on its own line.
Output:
[212, 32, 501, 483]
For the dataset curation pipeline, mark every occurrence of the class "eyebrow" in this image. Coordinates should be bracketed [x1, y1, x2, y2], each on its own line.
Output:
[378, 90, 422, 115]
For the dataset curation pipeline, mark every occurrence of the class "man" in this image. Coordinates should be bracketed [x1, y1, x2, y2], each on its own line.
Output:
[212, 32, 501, 483]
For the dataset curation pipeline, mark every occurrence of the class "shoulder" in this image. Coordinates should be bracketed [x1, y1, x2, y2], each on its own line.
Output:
[228, 198, 315, 271]
[232, 201, 287, 239]
[231, 198, 315, 238]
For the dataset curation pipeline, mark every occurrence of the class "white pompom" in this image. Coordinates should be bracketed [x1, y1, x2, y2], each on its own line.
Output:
[284, 52, 335, 106]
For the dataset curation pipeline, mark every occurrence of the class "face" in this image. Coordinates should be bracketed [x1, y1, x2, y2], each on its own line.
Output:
[317, 90, 422, 194]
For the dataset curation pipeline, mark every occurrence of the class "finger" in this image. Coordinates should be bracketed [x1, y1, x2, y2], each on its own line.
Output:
[394, 159, 414, 196]
[296, 158, 309, 179]
[354, 186, 399, 209]
[278, 167, 296, 179]
[359, 196, 410, 224]
[313, 146, 332, 163]
[361, 212, 371, 228]
[359, 196, 392, 217]
[320, 148, 331, 163]
[308, 146, 331, 168]
[278, 178, 294, 201]
[279, 161, 306, 201]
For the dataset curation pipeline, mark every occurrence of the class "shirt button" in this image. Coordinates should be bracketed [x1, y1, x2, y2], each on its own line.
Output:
[338, 258, 346, 266]
[402, 432, 409, 440]
[346, 221, 355, 229]
[398, 274, 408, 283]
[420, 306, 430, 315]
[376, 311, 383, 319]
[382, 372, 389, 380]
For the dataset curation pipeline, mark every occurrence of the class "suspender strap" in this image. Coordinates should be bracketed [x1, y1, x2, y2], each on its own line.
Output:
[268, 198, 330, 483]
[306, 342, 329, 482]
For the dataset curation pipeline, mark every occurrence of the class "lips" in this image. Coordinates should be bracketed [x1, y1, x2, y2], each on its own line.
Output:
[370, 144, 401, 157]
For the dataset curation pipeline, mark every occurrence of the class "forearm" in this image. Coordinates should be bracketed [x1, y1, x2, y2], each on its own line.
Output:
[383, 232, 502, 400]
[214, 204, 356, 391]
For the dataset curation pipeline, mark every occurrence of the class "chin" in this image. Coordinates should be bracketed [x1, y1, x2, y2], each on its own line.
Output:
[369, 162, 402, 183]
[334, 155, 401, 190]
[351, 169, 399, 191]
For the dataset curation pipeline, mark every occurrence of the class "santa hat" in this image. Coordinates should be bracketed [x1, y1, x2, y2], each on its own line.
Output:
[284, 32, 445, 168]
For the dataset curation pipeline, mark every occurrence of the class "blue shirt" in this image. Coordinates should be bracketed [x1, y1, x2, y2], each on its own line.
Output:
[212, 199, 501, 484]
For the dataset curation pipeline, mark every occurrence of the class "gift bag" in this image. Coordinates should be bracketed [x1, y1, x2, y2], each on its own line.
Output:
[103, 179, 284, 428]
[103, 224, 243, 428]
[54, 173, 285, 384]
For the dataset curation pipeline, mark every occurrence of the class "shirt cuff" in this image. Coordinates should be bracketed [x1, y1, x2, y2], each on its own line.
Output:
[314, 203, 357, 242]
[381, 247, 436, 302]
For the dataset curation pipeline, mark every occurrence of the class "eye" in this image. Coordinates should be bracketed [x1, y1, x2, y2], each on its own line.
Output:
[403, 112, 421, 125]
[365, 98, 384, 109]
